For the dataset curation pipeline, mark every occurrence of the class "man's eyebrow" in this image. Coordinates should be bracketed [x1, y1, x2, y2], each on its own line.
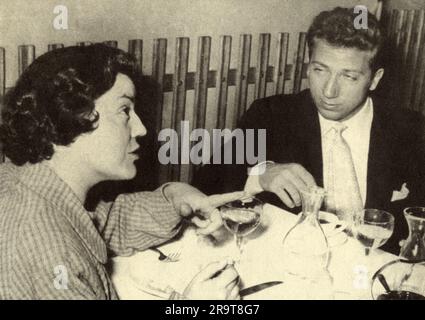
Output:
[311, 61, 328, 68]
[342, 68, 364, 75]
[119, 94, 135, 102]
[311, 61, 364, 74]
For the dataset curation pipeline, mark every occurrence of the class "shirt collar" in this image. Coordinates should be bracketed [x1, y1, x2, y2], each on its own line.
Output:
[319, 97, 374, 137]
[16, 162, 107, 264]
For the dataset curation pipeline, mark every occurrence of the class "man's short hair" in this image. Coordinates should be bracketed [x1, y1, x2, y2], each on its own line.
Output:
[307, 6, 385, 72]
[0, 44, 144, 165]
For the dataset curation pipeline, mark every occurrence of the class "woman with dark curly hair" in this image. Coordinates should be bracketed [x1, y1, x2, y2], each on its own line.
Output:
[0, 44, 241, 300]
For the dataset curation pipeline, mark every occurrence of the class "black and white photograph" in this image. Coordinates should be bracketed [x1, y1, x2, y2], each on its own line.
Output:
[0, 0, 424, 302]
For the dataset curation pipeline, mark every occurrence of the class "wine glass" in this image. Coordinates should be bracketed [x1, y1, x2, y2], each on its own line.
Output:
[353, 209, 395, 256]
[220, 197, 263, 261]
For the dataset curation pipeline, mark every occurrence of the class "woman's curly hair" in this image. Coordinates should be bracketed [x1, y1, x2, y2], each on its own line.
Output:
[307, 6, 385, 72]
[0, 44, 140, 165]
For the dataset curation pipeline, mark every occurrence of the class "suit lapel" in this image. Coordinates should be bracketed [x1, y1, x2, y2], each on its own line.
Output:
[366, 101, 394, 208]
[297, 92, 324, 187]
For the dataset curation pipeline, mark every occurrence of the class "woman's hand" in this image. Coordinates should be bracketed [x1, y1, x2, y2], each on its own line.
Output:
[183, 259, 240, 300]
[163, 182, 246, 235]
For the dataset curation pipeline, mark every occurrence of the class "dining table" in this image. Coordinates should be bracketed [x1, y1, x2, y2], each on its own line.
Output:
[111, 203, 398, 300]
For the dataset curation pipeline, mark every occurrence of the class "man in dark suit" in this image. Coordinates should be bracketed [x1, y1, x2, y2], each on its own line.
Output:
[193, 7, 425, 255]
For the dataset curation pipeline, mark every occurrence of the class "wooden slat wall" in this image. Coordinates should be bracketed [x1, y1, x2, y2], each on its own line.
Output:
[1, 11, 424, 174]
[193, 36, 211, 130]
[411, 10, 425, 112]
[386, 9, 425, 113]
[152, 39, 168, 132]
[274, 33, 289, 95]
[77, 41, 92, 47]
[400, 10, 415, 73]
[395, 10, 406, 49]
[48, 43, 64, 51]
[234, 34, 252, 127]
[151, 38, 168, 184]
[18, 45, 35, 76]
[103, 40, 118, 48]
[0, 48, 5, 104]
[404, 10, 424, 110]
[216, 36, 232, 130]
[128, 39, 143, 71]
[293, 32, 307, 94]
[170, 37, 189, 181]
[254, 33, 271, 100]
[188, 36, 211, 182]
[0, 48, 4, 161]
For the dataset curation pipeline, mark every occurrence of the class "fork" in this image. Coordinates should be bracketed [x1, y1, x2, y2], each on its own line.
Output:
[151, 247, 181, 262]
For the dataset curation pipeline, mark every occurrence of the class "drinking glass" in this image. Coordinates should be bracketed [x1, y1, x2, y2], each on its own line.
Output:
[371, 259, 425, 300]
[220, 197, 263, 261]
[353, 209, 394, 256]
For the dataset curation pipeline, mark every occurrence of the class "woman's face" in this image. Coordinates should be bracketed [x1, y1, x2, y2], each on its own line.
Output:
[77, 73, 147, 181]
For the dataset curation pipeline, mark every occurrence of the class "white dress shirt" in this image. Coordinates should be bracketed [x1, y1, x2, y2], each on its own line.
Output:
[244, 97, 374, 206]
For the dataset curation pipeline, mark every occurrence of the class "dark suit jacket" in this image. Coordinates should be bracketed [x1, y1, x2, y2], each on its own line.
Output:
[193, 89, 425, 255]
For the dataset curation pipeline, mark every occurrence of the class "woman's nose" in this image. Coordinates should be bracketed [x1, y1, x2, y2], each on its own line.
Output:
[131, 114, 147, 137]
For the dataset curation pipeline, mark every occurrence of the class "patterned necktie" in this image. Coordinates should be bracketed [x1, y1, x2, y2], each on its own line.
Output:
[324, 123, 363, 226]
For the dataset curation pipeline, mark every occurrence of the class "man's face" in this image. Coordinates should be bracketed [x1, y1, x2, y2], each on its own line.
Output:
[77, 73, 147, 181]
[307, 39, 384, 121]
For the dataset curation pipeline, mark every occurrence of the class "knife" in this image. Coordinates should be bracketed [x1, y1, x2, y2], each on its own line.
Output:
[240, 281, 283, 297]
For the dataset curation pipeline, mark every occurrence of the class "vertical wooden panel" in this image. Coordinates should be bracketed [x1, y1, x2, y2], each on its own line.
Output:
[128, 39, 143, 71]
[395, 10, 406, 49]
[188, 36, 211, 182]
[388, 9, 398, 39]
[0, 48, 5, 101]
[76, 41, 92, 47]
[254, 33, 270, 99]
[152, 39, 168, 132]
[216, 36, 232, 130]
[400, 10, 415, 74]
[103, 41, 118, 48]
[293, 32, 307, 94]
[375, 0, 383, 21]
[48, 43, 64, 51]
[404, 10, 424, 110]
[421, 78, 425, 114]
[18, 45, 35, 76]
[193, 36, 211, 129]
[152, 38, 168, 184]
[170, 37, 189, 181]
[412, 11, 425, 112]
[0, 47, 5, 162]
[234, 34, 251, 127]
[274, 33, 289, 95]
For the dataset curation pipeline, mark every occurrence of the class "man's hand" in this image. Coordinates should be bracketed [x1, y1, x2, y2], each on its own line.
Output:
[163, 183, 246, 235]
[183, 260, 240, 300]
[259, 163, 316, 208]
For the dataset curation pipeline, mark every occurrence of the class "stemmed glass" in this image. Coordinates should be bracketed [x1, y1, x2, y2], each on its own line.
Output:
[353, 209, 395, 256]
[220, 197, 263, 261]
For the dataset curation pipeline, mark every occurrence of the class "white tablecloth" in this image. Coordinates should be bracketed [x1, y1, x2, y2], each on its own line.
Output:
[111, 204, 397, 300]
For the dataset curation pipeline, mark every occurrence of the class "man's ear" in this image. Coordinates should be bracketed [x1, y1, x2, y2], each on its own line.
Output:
[369, 68, 384, 91]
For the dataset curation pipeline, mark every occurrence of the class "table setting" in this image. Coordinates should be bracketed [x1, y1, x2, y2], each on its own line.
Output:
[110, 185, 425, 300]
